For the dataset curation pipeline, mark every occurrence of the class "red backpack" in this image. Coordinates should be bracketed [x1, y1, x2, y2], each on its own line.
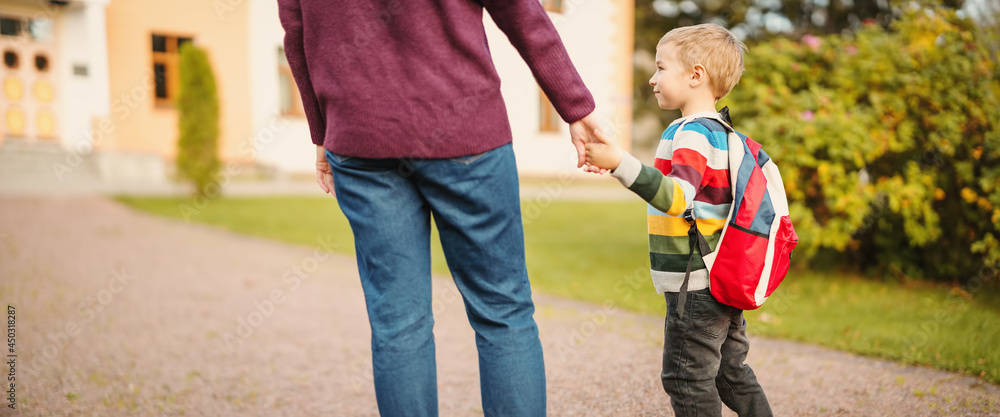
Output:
[678, 108, 798, 314]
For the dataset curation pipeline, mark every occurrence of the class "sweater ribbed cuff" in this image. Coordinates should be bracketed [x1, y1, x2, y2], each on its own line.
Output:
[610, 152, 642, 188]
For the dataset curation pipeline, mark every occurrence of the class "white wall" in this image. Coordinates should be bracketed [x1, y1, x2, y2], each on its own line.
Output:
[484, 0, 625, 176]
[60, 0, 110, 150]
[247, 0, 312, 174]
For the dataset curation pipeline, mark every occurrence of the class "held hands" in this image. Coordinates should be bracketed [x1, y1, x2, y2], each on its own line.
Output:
[570, 112, 617, 174]
[584, 128, 623, 172]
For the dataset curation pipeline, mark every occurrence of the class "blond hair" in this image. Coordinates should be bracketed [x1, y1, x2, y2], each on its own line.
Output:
[658, 24, 747, 100]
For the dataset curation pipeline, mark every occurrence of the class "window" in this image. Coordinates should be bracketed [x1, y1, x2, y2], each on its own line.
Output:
[152, 35, 167, 52]
[541, 0, 563, 13]
[0, 17, 21, 37]
[153, 63, 167, 99]
[34, 54, 48, 72]
[538, 88, 560, 133]
[3, 50, 17, 69]
[27, 18, 52, 42]
[0, 17, 52, 41]
[277, 47, 304, 116]
[150, 33, 193, 106]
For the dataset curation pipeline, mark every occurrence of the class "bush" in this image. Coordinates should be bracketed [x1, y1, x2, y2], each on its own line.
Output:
[176, 44, 221, 198]
[722, 6, 1000, 280]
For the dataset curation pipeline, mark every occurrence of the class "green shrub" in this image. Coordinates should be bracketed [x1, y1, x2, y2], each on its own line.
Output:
[176, 43, 221, 198]
[722, 6, 1000, 280]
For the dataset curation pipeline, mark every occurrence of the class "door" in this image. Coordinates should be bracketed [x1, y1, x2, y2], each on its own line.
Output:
[0, 14, 57, 144]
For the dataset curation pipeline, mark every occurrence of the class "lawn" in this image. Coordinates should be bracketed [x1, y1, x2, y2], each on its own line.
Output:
[116, 195, 1000, 384]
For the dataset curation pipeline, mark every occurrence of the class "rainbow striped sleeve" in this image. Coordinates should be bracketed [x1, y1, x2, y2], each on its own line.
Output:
[611, 117, 733, 292]
[612, 119, 730, 216]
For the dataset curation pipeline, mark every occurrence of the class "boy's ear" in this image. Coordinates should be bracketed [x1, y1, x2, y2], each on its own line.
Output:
[689, 64, 707, 87]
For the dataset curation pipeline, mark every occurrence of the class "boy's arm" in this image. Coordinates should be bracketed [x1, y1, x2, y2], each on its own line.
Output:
[587, 128, 712, 215]
[277, 0, 326, 147]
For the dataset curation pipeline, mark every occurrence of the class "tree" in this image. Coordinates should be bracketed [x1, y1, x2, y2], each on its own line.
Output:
[176, 43, 220, 197]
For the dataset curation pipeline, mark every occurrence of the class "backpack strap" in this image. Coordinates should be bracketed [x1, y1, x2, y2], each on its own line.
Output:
[698, 107, 736, 134]
[677, 208, 713, 317]
[719, 105, 734, 126]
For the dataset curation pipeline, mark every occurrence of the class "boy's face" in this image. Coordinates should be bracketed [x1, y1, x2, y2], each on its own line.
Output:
[648, 43, 692, 111]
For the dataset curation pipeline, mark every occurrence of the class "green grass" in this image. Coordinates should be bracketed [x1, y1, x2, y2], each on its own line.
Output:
[116, 196, 1000, 384]
[746, 270, 1000, 383]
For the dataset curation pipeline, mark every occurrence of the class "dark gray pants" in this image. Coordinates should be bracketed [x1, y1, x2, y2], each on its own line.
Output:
[662, 289, 773, 417]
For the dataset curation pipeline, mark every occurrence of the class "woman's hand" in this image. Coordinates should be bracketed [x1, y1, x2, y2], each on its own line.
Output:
[316, 145, 334, 194]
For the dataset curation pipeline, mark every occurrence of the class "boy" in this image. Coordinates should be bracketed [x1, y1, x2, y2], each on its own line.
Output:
[584, 24, 773, 416]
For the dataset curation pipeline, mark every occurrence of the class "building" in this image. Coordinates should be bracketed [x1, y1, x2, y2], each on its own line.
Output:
[0, 0, 633, 189]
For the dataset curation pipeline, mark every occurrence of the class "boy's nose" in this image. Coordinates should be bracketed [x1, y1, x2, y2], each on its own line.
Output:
[648, 76, 656, 86]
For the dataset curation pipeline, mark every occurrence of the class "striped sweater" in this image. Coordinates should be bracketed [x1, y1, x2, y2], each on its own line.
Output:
[611, 111, 733, 294]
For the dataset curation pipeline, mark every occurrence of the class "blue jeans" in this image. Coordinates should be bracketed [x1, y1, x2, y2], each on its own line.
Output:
[662, 289, 772, 417]
[326, 143, 545, 417]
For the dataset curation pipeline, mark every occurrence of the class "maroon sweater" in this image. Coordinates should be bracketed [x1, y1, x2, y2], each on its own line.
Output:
[277, 0, 596, 159]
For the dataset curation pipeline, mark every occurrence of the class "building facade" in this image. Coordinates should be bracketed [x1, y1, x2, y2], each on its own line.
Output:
[0, 0, 633, 185]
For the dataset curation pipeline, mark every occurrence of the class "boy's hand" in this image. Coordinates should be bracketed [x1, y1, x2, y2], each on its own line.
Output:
[584, 129, 623, 171]
[569, 112, 608, 174]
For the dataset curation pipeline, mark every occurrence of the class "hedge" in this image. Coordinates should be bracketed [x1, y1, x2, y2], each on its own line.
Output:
[721, 6, 1000, 280]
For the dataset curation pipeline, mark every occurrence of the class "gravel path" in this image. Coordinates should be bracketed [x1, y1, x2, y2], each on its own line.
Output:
[0, 196, 998, 417]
